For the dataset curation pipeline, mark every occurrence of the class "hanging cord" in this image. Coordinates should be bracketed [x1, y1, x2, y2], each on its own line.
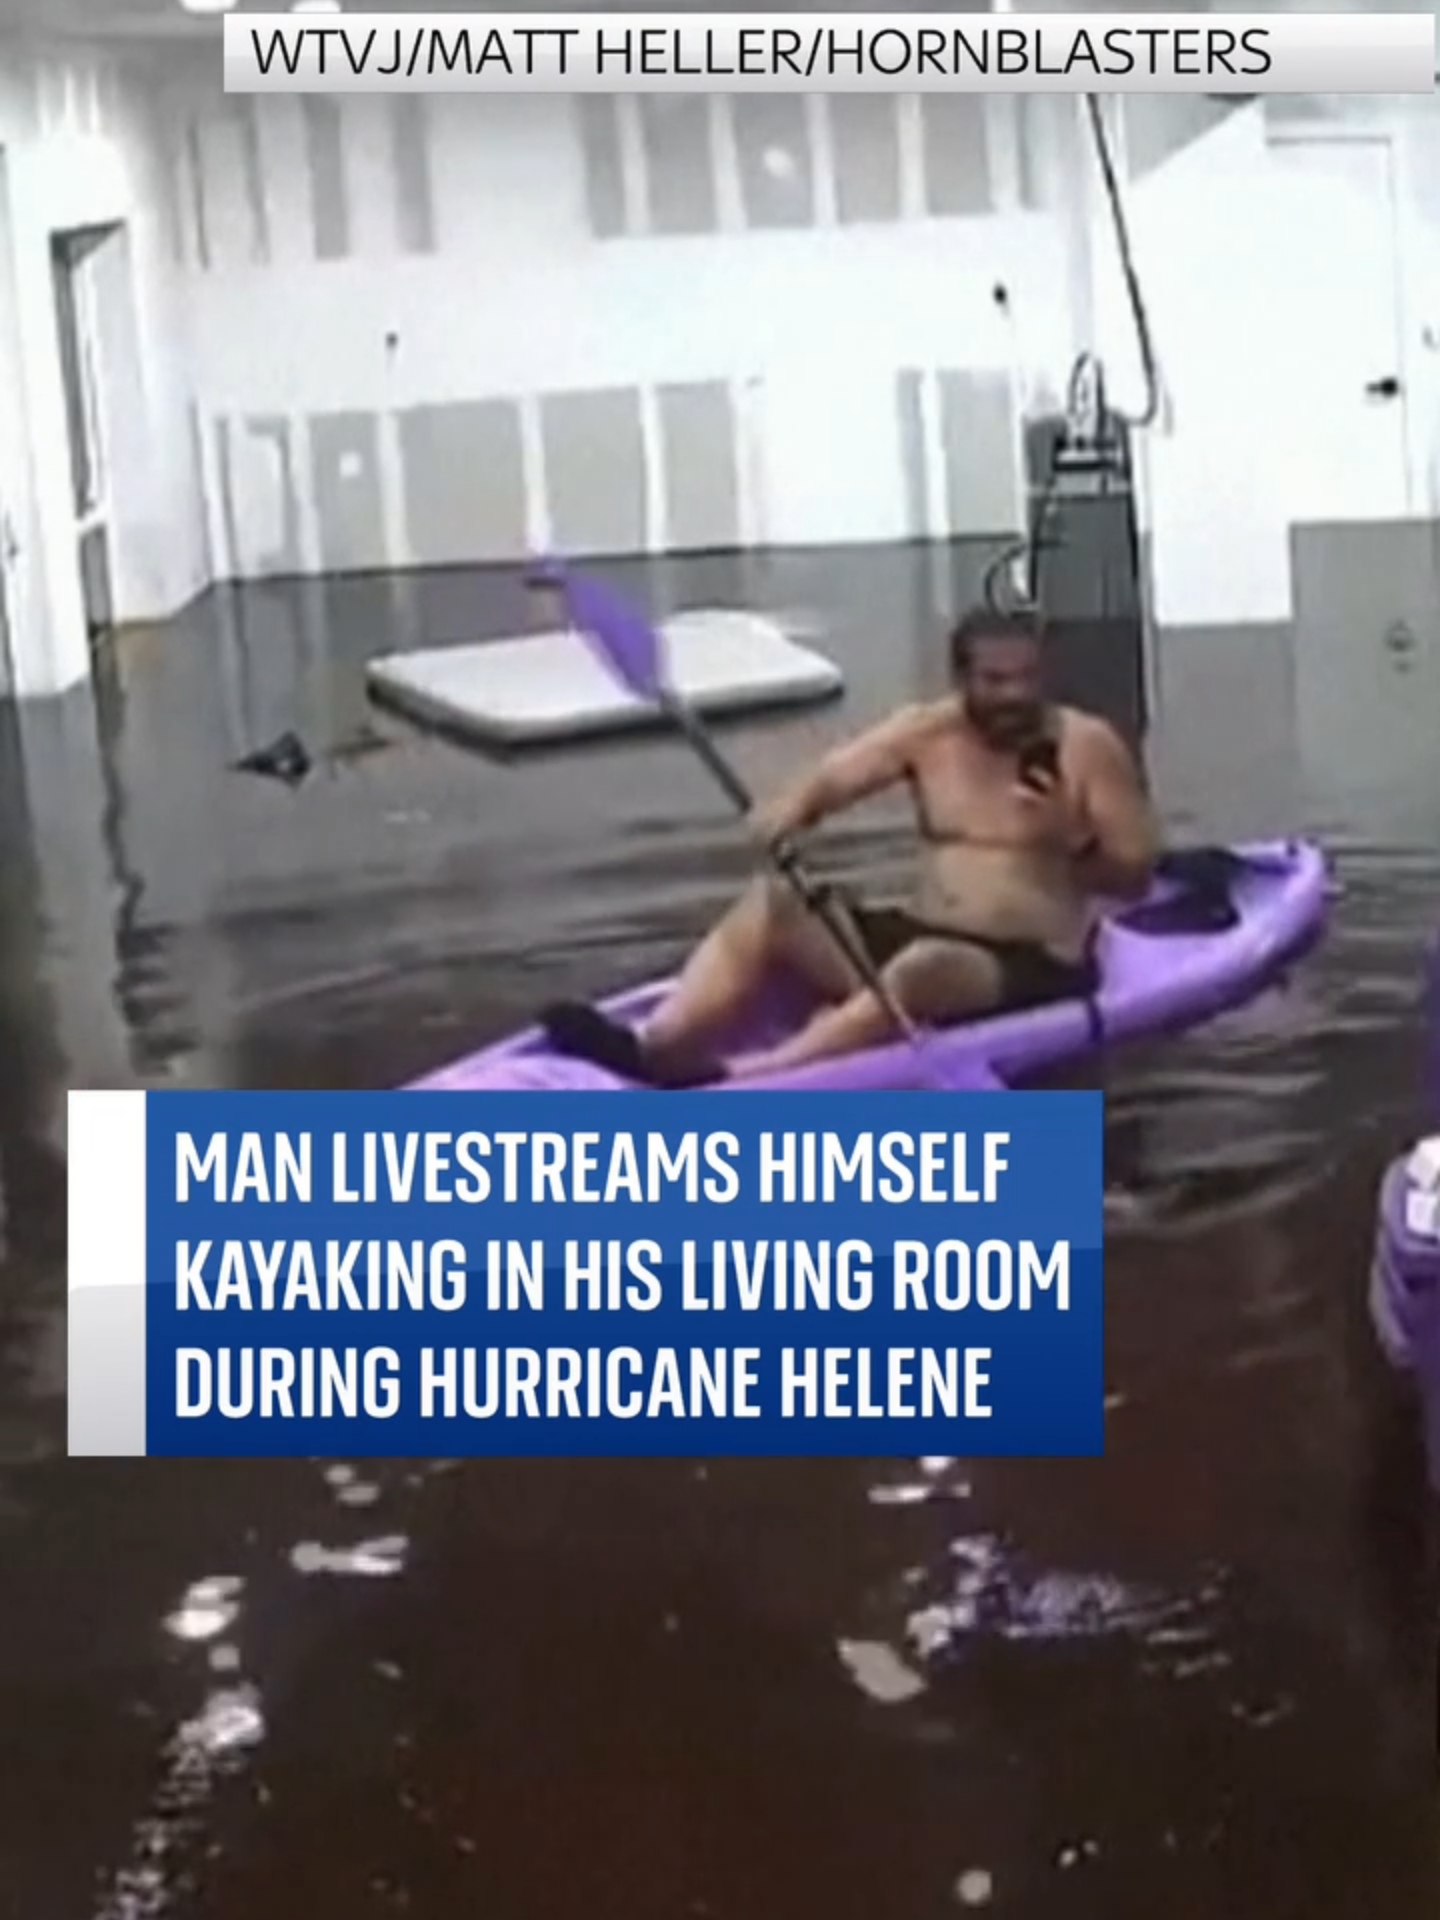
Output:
[1081, 92, 1161, 430]
[989, 95, 1160, 617]
[983, 489, 1058, 613]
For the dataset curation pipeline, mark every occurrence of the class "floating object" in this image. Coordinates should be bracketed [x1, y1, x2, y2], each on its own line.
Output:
[406, 839, 1328, 1094]
[365, 608, 844, 748]
[232, 729, 311, 786]
[1368, 931, 1440, 1489]
[1369, 1145, 1440, 1489]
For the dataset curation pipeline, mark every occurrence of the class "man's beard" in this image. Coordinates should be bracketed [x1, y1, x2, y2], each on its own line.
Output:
[968, 701, 1042, 749]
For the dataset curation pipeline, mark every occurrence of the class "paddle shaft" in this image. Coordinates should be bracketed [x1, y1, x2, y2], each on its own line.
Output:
[655, 690, 929, 1053]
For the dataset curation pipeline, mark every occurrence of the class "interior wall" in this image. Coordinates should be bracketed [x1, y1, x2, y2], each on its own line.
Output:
[1089, 95, 1440, 626]
[0, 48, 205, 696]
[1264, 94, 1440, 521]
[1092, 103, 1295, 626]
[172, 85, 1078, 582]
[4, 62, 1440, 687]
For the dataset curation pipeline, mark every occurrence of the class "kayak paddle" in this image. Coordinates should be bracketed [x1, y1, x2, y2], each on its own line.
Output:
[528, 559, 944, 1073]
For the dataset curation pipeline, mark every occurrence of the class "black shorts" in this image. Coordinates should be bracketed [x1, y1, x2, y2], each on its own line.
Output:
[846, 902, 1098, 1013]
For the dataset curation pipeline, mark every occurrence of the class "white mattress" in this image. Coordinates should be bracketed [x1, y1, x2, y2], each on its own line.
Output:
[366, 607, 844, 746]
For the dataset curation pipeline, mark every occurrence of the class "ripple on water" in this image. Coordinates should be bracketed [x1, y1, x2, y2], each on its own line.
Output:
[97, 1578, 266, 1920]
[322, 1461, 384, 1507]
[867, 1455, 972, 1507]
[15, 640, 1440, 1919]
[163, 1575, 243, 1643]
[839, 1522, 1232, 1717]
[289, 1534, 409, 1578]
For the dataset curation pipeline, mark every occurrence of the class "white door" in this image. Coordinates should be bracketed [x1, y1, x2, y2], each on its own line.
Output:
[1262, 133, 1411, 523]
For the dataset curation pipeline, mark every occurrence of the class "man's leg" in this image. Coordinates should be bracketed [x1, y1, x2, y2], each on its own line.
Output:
[640, 876, 859, 1058]
[727, 937, 1006, 1079]
[544, 874, 862, 1084]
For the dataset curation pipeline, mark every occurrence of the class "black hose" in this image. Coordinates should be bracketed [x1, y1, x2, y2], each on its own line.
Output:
[1081, 93, 1161, 429]
[984, 475, 1066, 615]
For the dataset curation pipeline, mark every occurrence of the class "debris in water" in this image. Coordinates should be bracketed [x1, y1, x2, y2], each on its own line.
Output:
[954, 1868, 993, 1905]
[290, 1535, 408, 1578]
[165, 1575, 244, 1642]
[232, 730, 311, 787]
[868, 1481, 931, 1506]
[1055, 1839, 1100, 1870]
[836, 1637, 927, 1704]
[181, 1684, 265, 1756]
[337, 1481, 383, 1507]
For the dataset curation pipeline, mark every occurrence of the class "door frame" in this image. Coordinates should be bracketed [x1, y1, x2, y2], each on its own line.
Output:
[51, 222, 120, 638]
[0, 146, 26, 695]
[1262, 124, 1418, 520]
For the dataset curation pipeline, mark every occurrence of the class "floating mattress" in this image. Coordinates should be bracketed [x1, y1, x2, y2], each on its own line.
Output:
[406, 839, 1330, 1094]
[366, 608, 844, 747]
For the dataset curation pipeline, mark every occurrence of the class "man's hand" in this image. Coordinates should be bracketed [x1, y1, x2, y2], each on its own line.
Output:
[1012, 760, 1094, 857]
[747, 795, 807, 856]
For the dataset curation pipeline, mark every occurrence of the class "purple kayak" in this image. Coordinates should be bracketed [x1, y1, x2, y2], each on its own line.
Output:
[408, 838, 1328, 1095]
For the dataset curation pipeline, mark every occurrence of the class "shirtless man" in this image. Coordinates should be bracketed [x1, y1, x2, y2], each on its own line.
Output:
[543, 607, 1159, 1084]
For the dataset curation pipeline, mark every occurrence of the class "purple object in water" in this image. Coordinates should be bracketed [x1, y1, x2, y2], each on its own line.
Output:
[1370, 1149, 1440, 1491]
[405, 838, 1328, 1095]
[1367, 934, 1440, 1491]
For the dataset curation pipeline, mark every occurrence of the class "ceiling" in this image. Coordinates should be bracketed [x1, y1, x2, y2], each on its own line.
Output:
[0, 0, 1416, 50]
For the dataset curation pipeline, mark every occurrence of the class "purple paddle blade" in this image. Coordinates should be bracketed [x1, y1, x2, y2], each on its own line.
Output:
[526, 557, 665, 703]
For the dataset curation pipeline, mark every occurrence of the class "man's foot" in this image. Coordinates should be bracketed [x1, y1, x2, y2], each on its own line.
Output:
[541, 1002, 650, 1079]
[540, 1002, 726, 1088]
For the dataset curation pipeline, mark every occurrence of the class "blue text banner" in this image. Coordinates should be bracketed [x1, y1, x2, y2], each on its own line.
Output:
[67, 1089, 1105, 1457]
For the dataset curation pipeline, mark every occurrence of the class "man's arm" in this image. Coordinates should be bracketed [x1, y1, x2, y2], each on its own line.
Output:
[1072, 722, 1160, 900]
[757, 705, 923, 841]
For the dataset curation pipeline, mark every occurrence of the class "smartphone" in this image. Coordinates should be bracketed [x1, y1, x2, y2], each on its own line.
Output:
[1016, 736, 1061, 792]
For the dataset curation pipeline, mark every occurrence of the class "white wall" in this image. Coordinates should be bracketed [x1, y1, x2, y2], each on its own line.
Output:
[1093, 102, 1296, 625]
[1082, 94, 1440, 625]
[186, 99, 1067, 401]
[173, 85, 1078, 574]
[0, 48, 204, 696]
[7, 64, 1440, 678]
[1265, 94, 1440, 521]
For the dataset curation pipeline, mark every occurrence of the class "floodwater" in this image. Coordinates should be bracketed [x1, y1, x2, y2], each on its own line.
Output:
[0, 537, 1436, 1920]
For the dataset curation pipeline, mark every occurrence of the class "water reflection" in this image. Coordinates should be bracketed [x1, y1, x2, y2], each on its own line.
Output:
[0, 538, 1436, 1915]
[97, 1573, 264, 1920]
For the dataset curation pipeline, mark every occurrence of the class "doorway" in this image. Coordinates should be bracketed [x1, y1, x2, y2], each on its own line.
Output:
[51, 224, 118, 641]
[1262, 131, 1411, 524]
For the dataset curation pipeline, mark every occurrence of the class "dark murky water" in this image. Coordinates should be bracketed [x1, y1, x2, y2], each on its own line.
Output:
[1, 542, 1436, 1919]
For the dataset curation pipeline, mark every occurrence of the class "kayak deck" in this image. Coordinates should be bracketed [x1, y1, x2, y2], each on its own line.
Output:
[407, 839, 1328, 1094]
